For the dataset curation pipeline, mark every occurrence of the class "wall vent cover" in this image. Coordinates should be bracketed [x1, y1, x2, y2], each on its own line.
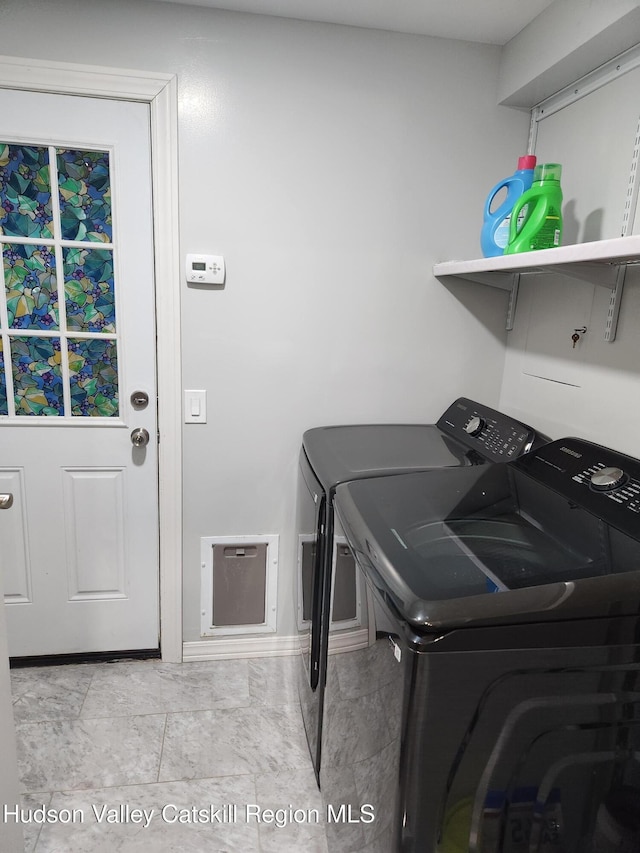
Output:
[200, 534, 278, 637]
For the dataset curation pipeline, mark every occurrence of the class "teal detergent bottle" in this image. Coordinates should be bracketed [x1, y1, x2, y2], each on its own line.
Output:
[480, 155, 536, 257]
[505, 163, 563, 254]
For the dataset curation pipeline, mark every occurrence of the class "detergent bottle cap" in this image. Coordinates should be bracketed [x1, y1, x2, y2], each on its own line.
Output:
[534, 163, 562, 182]
[517, 155, 537, 171]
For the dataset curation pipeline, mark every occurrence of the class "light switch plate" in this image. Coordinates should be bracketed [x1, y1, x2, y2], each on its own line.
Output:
[185, 389, 207, 423]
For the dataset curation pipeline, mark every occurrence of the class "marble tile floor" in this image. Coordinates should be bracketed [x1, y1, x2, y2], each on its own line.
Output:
[10, 656, 328, 853]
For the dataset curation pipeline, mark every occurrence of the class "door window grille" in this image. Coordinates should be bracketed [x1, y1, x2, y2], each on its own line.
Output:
[0, 143, 118, 417]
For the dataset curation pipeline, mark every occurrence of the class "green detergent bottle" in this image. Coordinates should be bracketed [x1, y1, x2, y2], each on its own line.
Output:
[504, 163, 563, 254]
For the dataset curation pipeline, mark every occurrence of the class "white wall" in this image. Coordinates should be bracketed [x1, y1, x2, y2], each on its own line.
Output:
[0, 0, 530, 644]
[0, 566, 24, 852]
[499, 0, 640, 107]
[499, 270, 640, 457]
[499, 50, 640, 457]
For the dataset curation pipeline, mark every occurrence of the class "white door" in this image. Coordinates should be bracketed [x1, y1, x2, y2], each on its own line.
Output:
[0, 90, 159, 657]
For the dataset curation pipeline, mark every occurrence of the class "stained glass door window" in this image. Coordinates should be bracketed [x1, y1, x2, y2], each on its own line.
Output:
[0, 143, 118, 417]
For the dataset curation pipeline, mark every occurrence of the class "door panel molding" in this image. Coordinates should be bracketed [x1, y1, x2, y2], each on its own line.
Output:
[0, 56, 183, 661]
[62, 468, 128, 600]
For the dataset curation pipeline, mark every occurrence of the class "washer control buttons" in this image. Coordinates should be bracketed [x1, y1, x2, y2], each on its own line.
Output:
[458, 412, 531, 460]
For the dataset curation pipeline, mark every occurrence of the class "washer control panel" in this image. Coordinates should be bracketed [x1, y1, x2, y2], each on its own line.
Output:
[572, 460, 640, 512]
[514, 437, 640, 533]
[437, 397, 544, 462]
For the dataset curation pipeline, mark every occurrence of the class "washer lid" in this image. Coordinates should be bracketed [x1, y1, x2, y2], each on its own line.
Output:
[334, 460, 640, 630]
[303, 424, 470, 490]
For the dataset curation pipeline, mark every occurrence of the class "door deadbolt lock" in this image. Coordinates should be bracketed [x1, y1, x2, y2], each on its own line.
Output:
[131, 428, 150, 447]
[130, 391, 149, 410]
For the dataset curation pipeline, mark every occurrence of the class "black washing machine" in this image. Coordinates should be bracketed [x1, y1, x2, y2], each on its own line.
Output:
[295, 398, 548, 786]
[323, 437, 640, 853]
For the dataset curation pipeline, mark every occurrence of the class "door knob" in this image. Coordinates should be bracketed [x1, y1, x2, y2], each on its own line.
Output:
[131, 428, 150, 447]
[0, 493, 13, 509]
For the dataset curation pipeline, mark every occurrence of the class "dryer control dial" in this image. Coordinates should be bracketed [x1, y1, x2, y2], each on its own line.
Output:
[464, 416, 486, 437]
[590, 466, 626, 492]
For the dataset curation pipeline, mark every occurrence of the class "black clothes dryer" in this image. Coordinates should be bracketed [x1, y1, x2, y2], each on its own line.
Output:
[295, 397, 548, 786]
[323, 437, 640, 853]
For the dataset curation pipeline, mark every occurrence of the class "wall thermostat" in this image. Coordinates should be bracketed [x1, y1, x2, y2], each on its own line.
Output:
[186, 253, 225, 285]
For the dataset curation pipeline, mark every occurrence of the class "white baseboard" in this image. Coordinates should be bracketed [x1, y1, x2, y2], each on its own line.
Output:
[328, 627, 369, 654]
[183, 627, 369, 662]
[183, 635, 299, 661]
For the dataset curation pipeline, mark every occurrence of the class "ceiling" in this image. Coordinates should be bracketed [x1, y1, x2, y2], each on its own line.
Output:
[151, 0, 556, 45]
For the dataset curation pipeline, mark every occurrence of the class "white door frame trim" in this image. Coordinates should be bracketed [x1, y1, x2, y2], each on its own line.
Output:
[0, 55, 183, 662]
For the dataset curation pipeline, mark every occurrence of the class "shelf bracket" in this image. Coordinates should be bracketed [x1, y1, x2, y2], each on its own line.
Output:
[605, 265, 626, 342]
[443, 271, 515, 291]
[437, 271, 520, 330]
[544, 262, 619, 288]
[460, 272, 520, 330]
[505, 273, 520, 331]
